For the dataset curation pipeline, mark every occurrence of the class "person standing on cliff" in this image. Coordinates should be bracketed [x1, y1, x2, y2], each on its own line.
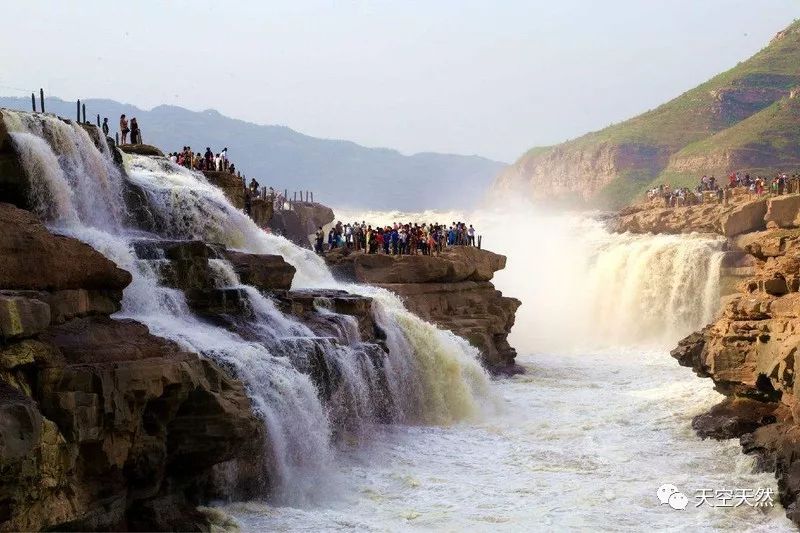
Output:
[130, 118, 140, 144]
[101, 117, 110, 137]
[315, 227, 325, 255]
[119, 114, 129, 144]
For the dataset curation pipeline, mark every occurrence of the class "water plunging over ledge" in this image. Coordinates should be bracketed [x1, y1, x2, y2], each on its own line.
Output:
[2, 109, 495, 505]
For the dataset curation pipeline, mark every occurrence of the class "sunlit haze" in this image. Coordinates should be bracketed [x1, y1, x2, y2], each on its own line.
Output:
[1, 0, 797, 161]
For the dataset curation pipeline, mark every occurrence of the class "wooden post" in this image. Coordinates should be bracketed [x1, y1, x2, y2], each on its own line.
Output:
[82, 103, 86, 124]
[311, 192, 314, 203]
[76, 100, 81, 122]
[284, 189, 287, 201]
[115, 132, 119, 146]
[477, 236, 482, 249]
[293, 191, 297, 201]
[31, 93, 36, 112]
[96, 114, 100, 127]
[39, 88, 45, 113]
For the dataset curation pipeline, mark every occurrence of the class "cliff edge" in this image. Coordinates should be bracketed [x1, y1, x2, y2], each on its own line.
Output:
[325, 246, 521, 372]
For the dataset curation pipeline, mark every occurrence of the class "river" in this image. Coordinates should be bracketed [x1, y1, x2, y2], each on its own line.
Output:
[224, 346, 790, 531]
[220, 208, 794, 531]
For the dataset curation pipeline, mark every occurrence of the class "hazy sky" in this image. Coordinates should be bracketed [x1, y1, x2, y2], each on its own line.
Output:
[1, 1, 797, 162]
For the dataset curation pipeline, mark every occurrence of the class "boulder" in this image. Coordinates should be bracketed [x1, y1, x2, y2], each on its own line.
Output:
[225, 251, 296, 291]
[720, 198, 768, 237]
[0, 203, 131, 291]
[692, 397, 786, 440]
[765, 194, 800, 228]
[117, 143, 164, 157]
[0, 293, 50, 340]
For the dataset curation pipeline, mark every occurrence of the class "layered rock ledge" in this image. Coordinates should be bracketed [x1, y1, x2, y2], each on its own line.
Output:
[325, 246, 521, 372]
[0, 203, 265, 531]
[646, 194, 800, 525]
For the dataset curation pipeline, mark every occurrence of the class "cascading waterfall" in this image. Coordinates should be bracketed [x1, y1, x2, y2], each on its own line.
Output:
[0, 109, 494, 503]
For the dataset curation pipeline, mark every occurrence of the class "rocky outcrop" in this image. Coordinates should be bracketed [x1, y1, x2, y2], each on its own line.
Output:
[117, 143, 164, 157]
[269, 202, 335, 247]
[720, 198, 768, 237]
[0, 204, 263, 531]
[670, 220, 800, 525]
[203, 171, 245, 210]
[225, 250, 296, 291]
[610, 194, 768, 236]
[325, 247, 521, 371]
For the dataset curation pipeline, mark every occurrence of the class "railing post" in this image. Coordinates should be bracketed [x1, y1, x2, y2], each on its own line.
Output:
[96, 114, 100, 127]
[311, 192, 314, 203]
[115, 132, 119, 146]
[82, 103, 86, 124]
[76, 100, 81, 122]
[39, 88, 45, 113]
[31, 93, 36, 112]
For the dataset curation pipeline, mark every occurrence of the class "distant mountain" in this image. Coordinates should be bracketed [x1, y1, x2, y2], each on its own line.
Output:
[491, 19, 800, 209]
[0, 96, 504, 211]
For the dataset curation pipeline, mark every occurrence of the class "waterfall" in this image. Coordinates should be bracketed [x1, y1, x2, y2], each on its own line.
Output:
[0, 109, 494, 503]
[335, 206, 726, 353]
[579, 230, 725, 347]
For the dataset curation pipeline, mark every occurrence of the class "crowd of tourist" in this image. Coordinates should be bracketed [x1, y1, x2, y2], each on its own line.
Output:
[647, 172, 800, 207]
[167, 146, 238, 173]
[315, 221, 477, 256]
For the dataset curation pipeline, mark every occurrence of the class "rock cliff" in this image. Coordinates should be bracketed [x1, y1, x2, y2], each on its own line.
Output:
[611, 193, 769, 237]
[325, 246, 521, 372]
[661, 195, 800, 526]
[0, 203, 264, 531]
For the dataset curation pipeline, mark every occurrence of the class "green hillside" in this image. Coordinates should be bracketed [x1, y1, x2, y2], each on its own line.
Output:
[494, 19, 800, 209]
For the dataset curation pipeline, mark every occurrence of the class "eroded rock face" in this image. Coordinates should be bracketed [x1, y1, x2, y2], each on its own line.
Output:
[225, 250, 296, 291]
[672, 226, 800, 525]
[0, 206, 264, 531]
[610, 194, 768, 236]
[203, 171, 245, 210]
[325, 247, 521, 371]
[1, 316, 263, 532]
[269, 202, 335, 247]
[0, 203, 131, 291]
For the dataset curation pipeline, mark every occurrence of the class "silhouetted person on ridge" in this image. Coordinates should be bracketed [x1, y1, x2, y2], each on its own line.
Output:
[101, 117, 109, 137]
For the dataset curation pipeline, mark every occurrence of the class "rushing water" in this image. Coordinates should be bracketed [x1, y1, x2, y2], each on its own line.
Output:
[1, 110, 492, 506]
[3, 108, 792, 530]
[289, 206, 792, 531]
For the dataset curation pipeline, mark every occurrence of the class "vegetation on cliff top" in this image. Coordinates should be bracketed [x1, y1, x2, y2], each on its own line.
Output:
[498, 19, 800, 209]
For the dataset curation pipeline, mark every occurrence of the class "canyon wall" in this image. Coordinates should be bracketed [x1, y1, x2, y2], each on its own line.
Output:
[618, 193, 800, 525]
